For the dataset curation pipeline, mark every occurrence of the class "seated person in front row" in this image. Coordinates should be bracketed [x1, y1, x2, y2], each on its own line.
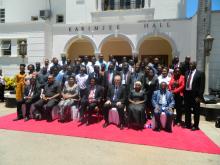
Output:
[103, 75, 126, 130]
[33, 74, 61, 122]
[128, 81, 147, 129]
[79, 77, 103, 125]
[13, 77, 41, 121]
[58, 76, 79, 122]
[152, 81, 175, 132]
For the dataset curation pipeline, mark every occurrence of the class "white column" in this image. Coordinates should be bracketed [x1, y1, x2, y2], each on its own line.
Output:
[204, 55, 209, 95]
[144, 0, 151, 8]
[114, 0, 120, 10]
[97, 0, 102, 11]
[0, 39, 2, 57]
[10, 39, 18, 57]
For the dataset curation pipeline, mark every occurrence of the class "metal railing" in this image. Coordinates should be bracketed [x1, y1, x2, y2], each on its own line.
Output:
[102, 0, 145, 11]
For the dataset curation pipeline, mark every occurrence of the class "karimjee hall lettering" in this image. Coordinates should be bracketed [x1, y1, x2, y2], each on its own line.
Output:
[68, 22, 170, 33]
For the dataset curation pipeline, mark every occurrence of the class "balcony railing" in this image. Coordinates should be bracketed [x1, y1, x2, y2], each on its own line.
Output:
[102, 0, 145, 11]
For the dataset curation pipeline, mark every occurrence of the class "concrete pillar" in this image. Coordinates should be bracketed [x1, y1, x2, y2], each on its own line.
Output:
[114, 0, 120, 10]
[0, 39, 2, 57]
[144, 0, 151, 8]
[10, 39, 18, 57]
[97, 0, 102, 11]
[196, 0, 211, 72]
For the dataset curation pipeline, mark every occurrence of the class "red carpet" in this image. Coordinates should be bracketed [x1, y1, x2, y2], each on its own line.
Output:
[0, 113, 220, 154]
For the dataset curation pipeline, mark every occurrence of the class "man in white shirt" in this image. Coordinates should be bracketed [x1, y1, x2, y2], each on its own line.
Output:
[76, 66, 88, 98]
[95, 54, 107, 70]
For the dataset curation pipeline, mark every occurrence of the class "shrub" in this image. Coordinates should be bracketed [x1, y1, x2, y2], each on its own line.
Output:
[4, 76, 16, 90]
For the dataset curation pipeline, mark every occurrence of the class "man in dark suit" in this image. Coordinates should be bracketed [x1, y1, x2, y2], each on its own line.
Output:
[103, 63, 117, 99]
[180, 56, 191, 76]
[13, 77, 41, 121]
[79, 77, 103, 125]
[184, 61, 205, 131]
[103, 75, 126, 129]
[87, 65, 103, 86]
[120, 62, 132, 105]
[129, 63, 144, 91]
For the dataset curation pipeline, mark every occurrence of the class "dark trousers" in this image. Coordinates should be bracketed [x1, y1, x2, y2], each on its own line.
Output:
[154, 107, 173, 130]
[103, 102, 125, 125]
[16, 98, 36, 118]
[184, 91, 200, 128]
[79, 100, 97, 116]
[34, 99, 58, 120]
[79, 89, 87, 98]
[174, 94, 183, 123]
[0, 84, 5, 102]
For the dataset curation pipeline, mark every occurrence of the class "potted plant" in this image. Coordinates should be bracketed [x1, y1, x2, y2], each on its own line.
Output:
[3, 76, 16, 108]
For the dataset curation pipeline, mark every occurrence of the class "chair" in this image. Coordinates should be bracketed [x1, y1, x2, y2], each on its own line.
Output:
[71, 105, 79, 120]
[85, 103, 102, 125]
[151, 112, 170, 130]
[108, 108, 120, 125]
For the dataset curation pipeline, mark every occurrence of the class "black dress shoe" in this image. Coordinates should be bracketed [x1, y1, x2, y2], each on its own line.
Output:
[191, 127, 199, 131]
[153, 128, 160, 132]
[183, 125, 191, 129]
[102, 122, 109, 128]
[24, 117, 30, 121]
[13, 117, 23, 121]
[79, 117, 83, 122]
[35, 114, 41, 120]
[119, 124, 124, 130]
[165, 128, 172, 133]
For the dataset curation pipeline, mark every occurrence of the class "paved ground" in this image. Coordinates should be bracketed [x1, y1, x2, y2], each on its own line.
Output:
[0, 102, 220, 165]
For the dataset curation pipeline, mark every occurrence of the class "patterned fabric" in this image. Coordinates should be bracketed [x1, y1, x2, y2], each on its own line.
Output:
[15, 73, 26, 101]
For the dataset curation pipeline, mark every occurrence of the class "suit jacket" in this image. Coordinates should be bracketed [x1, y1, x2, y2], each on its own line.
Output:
[107, 85, 126, 104]
[144, 75, 159, 97]
[169, 75, 185, 96]
[152, 90, 175, 109]
[129, 71, 144, 90]
[185, 70, 205, 99]
[119, 70, 132, 86]
[103, 70, 117, 87]
[87, 72, 103, 86]
[24, 83, 41, 102]
[82, 85, 103, 103]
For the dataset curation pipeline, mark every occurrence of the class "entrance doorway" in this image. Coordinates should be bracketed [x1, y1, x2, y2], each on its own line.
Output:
[66, 39, 95, 61]
[100, 36, 133, 63]
[139, 37, 172, 66]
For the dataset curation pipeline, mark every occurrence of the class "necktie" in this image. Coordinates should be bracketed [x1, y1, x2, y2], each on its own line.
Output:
[186, 71, 192, 89]
[113, 87, 118, 101]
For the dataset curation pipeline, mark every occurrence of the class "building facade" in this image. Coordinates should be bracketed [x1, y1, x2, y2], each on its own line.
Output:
[0, 0, 219, 89]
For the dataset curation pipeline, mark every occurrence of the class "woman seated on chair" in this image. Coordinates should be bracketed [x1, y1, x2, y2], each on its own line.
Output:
[58, 76, 79, 122]
[128, 81, 147, 129]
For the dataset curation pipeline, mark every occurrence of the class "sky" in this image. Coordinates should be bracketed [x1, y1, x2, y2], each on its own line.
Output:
[186, 0, 220, 18]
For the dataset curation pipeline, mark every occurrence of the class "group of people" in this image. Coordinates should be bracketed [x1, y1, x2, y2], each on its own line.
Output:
[7, 54, 204, 132]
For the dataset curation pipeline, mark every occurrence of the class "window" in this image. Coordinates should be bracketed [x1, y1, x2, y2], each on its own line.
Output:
[31, 16, 38, 21]
[0, 8, 5, 23]
[103, 0, 144, 11]
[1, 40, 11, 55]
[56, 15, 64, 23]
[17, 39, 27, 56]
